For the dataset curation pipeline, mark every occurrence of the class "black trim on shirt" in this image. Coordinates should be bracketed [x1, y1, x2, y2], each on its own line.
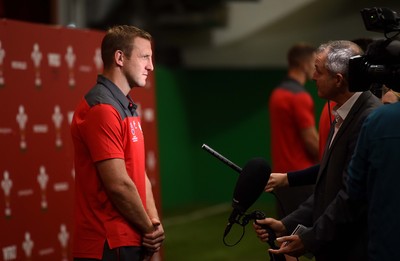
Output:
[85, 75, 138, 119]
[279, 77, 306, 94]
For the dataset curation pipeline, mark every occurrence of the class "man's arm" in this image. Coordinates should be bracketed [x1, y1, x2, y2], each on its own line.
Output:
[96, 158, 153, 234]
[299, 189, 367, 255]
[281, 193, 315, 234]
[142, 174, 165, 256]
[145, 175, 159, 220]
[287, 164, 320, 187]
[265, 164, 319, 192]
[300, 126, 319, 162]
[347, 118, 370, 201]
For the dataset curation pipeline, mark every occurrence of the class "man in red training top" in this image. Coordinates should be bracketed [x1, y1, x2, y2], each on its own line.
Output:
[71, 25, 164, 261]
[269, 43, 319, 218]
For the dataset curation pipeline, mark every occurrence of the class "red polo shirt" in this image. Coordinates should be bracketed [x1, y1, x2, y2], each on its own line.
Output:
[71, 76, 146, 259]
[269, 80, 316, 172]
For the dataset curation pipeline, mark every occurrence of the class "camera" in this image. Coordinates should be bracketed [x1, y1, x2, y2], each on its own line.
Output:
[348, 7, 400, 93]
[361, 7, 400, 34]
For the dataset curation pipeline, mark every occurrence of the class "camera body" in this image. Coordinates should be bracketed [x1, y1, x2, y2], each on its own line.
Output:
[361, 7, 400, 33]
[348, 7, 400, 93]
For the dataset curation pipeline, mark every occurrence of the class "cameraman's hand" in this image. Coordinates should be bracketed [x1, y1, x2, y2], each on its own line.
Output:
[265, 173, 288, 192]
[269, 235, 306, 257]
[253, 218, 286, 242]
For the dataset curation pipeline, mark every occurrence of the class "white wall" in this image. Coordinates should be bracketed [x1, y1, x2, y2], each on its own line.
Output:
[183, 0, 400, 67]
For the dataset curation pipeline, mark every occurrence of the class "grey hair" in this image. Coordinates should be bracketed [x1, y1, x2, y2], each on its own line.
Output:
[317, 40, 363, 80]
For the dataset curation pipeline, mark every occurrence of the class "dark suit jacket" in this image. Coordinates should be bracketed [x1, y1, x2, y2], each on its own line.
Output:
[281, 91, 382, 261]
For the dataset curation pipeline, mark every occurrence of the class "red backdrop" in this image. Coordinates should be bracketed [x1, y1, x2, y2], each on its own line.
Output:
[0, 19, 162, 261]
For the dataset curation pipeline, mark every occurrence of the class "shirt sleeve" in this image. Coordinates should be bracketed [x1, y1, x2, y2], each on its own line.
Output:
[287, 164, 320, 186]
[81, 104, 125, 162]
[347, 116, 371, 201]
[282, 194, 315, 233]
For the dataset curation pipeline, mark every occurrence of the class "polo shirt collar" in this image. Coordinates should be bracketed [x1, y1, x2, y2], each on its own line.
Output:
[97, 75, 137, 114]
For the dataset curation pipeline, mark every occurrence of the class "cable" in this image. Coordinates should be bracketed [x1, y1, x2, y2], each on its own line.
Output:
[271, 191, 286, 217]
[223, 224, 245, 247]
[328, 100, 333, 126]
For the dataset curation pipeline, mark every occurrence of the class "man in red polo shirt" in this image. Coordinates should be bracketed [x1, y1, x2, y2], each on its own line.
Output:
[269, 43, 319, 218]
[71, 25, 164, 261]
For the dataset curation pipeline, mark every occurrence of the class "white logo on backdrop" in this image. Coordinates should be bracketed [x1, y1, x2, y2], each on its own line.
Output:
[93, 48, 102, 73]
[1, 170, 13, 217]
[47, 53, 61, 67]
[52, 105, 64, 148]
[65, 46, 76, 88]
[146, 151, 156, 172]
[31, 43, 42, 88]
[22, 232, 34, 260]
[67, 111, 74, 125]
[16, 105, 28, 150]
[143, 108, 154, 122]
[0, 41, 5, 87]
[58, 224, 69, 261]
[37, 165, 49, 210]
[2, 245, 17, 261]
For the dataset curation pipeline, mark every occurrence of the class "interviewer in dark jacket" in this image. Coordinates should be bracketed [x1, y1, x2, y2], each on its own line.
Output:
[254, 40, 382, 261]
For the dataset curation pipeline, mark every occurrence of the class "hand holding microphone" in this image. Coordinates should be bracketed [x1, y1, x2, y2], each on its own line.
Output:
[226, 157, 286, 261]
[215, 156, 271, 238]
[202, 144, 287, 261]
[253, 217, 287, 247]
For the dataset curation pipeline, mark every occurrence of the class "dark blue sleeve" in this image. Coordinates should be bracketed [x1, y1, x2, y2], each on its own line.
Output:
[287, 164, 320, 186]
[347, 117, 371, 200]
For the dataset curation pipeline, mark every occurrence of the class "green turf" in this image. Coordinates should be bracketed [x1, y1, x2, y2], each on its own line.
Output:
[163, 204, 271, 260]
[162, 198, 315, 261]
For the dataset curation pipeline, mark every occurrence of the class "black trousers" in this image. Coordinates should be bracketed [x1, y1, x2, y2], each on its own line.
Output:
[74, 241, 144, 261]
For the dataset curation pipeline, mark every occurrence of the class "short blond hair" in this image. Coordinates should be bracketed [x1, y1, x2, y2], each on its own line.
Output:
[101, 25, 152, 69]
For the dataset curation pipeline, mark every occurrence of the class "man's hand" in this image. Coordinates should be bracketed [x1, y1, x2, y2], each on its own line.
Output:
[265, 173, 288, 192]
[269, 235, 306, 257]
[142, 218, 165, 255]
[253, 217, 286, 242]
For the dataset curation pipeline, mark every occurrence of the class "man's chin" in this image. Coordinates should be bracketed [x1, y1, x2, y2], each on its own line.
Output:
[130, 81, 147, 88]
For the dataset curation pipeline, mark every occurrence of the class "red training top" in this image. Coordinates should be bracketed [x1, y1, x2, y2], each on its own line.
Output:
[71, 75, 146, 259]
[269, 78, 316, 172]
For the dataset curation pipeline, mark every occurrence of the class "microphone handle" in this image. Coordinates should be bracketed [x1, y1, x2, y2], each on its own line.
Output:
[201, 144, 242, 173]
[253, 211, 286, 261]
[265, 223, 285, 261]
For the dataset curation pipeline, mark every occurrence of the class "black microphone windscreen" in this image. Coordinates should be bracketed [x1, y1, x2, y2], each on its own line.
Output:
[232, 158, 271, 213]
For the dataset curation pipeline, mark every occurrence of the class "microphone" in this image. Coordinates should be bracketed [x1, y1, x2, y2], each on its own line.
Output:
[201, 144, 242, 173]
[201, 144, 284, 259]
[224, 157, 272, 237]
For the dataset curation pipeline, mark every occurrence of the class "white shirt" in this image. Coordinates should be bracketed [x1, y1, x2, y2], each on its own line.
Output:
[330, 92, 363, 147]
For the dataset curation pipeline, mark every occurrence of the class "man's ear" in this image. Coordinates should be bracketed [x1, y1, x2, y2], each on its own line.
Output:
[115, 50, 124, 67]
[335, 73, 345, 88]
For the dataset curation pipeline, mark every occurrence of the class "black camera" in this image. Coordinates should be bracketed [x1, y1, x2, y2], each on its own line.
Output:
[348, 7, 400, 93]
[361, 7, 400, 34]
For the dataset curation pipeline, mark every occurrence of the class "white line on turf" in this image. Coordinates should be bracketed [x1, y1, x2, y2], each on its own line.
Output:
[163, 203, 231, 227]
